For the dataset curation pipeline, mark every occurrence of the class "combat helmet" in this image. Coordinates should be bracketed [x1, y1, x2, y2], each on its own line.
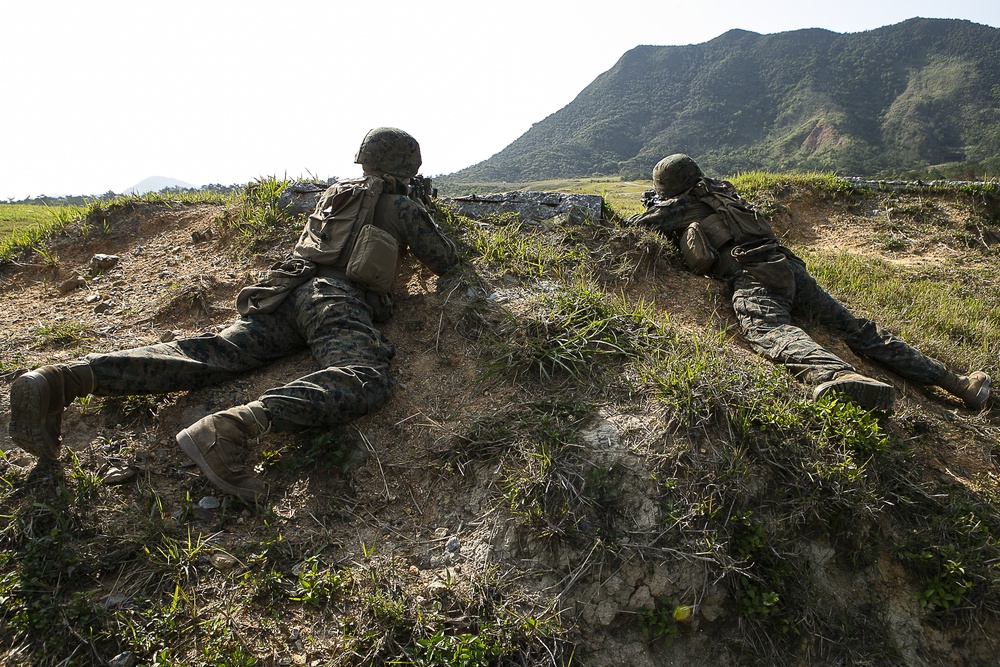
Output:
[652, 154, 704, 198]
[355, 127, 422, 179]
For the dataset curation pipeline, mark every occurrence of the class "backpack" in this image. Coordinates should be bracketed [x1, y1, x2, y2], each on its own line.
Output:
[690, 180, 775, 245]
[292, 176, 399, 294]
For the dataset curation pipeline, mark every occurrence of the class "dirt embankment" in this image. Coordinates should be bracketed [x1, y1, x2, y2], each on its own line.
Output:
[1, 185, 999, 666]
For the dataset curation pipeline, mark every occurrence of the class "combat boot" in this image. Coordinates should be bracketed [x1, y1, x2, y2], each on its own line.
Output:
[812, 372, 897, 411]
[9, 361, 95, 459]
[175, 401, 270, 502]
[937, 370, 991, 410]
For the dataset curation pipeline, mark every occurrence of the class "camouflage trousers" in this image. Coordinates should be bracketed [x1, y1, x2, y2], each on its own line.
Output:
[84, 277, 395, 432]
[730, 261, 946, 385]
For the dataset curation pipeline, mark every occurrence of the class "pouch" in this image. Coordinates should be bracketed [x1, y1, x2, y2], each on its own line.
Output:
[679, 221, 718, 274]
[346, 224, 399, 294]
[731, 239, 794, 291]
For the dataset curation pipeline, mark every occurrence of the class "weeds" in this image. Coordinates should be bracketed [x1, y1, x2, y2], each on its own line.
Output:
[154, 274, 217, 319]
[636, 603, 682, 642]
[216, 176, 298, 258]
[485, 279, 661, 383]
[32, 319, 94, 350]
[2, 176, 1000, 666]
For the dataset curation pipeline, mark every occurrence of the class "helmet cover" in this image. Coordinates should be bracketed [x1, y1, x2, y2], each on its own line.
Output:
[652, 153, 704, 198]
[355, 127, 422, 179]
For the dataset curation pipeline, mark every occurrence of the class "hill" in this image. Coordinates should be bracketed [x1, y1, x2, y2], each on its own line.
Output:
[446, 18, 1000, 185]
[124, 176, 196, 195]
[1, 178, 1000, 665]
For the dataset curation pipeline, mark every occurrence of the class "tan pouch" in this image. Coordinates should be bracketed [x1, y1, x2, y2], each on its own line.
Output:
[346, 224, 399, 294]
[679, 221, 718, 274]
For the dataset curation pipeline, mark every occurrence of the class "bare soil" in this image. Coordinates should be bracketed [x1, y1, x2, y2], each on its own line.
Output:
[1, 189, 999, 666]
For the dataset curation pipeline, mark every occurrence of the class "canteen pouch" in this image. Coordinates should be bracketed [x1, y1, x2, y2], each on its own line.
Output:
[679, 221, 718, 274]
[345, 224, 399, 294]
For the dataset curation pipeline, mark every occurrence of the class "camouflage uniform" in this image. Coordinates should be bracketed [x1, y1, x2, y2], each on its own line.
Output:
[8, 127, 466, 501]
[85, 186, 458, 431]
[629, 179, 947, 385]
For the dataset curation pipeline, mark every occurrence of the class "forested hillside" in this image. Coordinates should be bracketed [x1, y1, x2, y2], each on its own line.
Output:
[446, 18, 1000, 184]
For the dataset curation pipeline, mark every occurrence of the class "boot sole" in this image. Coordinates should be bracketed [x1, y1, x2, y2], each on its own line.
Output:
[176, 428, 266, 503]
[8, 373, 60, 459]
[964, 373, 991, 410]
[813, 378, 897, 411]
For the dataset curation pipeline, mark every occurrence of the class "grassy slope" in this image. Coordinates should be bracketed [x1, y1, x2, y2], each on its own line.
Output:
[1, 177, 999, 666]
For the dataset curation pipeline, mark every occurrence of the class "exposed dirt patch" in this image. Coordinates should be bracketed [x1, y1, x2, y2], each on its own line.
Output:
[2, 187, 999, 666]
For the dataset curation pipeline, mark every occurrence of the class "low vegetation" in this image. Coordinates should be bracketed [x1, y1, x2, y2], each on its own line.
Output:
[1, 174, 999, 666]
[0, 190, 230, 265]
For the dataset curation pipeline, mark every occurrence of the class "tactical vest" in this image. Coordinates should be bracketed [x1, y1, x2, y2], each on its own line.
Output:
[679, 181, 775, 275]
[293, 175, 399, 294]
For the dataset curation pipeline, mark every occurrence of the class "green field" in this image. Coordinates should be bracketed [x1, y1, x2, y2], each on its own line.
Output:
[0, 203, 82, 237]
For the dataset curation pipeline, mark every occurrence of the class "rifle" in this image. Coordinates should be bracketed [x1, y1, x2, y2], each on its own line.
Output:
[407, 174, 437, 208]
[640, 188, 659, 209]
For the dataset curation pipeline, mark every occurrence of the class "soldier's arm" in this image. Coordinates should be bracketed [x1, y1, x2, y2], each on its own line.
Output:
[626, 197, 692, 237]
[395, 198, 459, 275]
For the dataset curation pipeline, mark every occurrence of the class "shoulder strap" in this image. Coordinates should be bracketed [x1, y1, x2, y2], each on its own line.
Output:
[335, 175, 384, 271]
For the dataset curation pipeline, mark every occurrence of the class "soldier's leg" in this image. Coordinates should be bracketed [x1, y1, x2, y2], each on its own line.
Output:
[86, 308, 305, 395]
[790, 265, 949, 384]
[258, 277, 395, 431]
[10, 305, 305, 459]
[173, 278, 395, 501]
[731, 271, 853, 381]
[792, 264, 989, 409]
[732, 268, 895, 409]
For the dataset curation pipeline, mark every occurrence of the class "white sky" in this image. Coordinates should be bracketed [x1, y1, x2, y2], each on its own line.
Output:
[2, 0, 998, 200]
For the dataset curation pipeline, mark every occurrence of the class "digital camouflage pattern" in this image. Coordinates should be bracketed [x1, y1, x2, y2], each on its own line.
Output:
[355, 127, 422, 179]
[630, 167, 951, 388]
[730, 261, 946, 384]
[87, 275, 394, 430]
[652, 153, 704, 199]
[84, 180, 458, 432]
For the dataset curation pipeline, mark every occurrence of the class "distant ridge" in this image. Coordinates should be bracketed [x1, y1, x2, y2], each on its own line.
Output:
[448, 18, 1000, 182]
[124, 176, 195, 195]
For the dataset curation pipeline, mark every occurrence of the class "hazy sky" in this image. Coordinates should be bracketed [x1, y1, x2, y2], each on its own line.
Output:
[2, 0, 998, 200]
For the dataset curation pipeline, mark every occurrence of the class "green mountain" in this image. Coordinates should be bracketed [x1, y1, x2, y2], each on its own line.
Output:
[450, 18, 1000, 182]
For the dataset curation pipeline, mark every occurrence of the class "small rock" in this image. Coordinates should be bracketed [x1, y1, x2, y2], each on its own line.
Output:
[192, 507, 216, 521]
[85, 293, 101, 304]
[199, 496, 221, 510]
[104, 593, 129, 610]
[445, 536, 460, 553]
[210, 553, 238, 570]
[94, 302, 110, 314]
[425, 580, 449, 596]
[59, 275, 86, 294]
[109, 651, 136, 667]
[102, 467, 136, 485]
[89, 254, 120, 274]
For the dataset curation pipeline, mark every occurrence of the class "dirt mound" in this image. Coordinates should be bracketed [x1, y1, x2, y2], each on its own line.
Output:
[2, 184, 999, 666]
